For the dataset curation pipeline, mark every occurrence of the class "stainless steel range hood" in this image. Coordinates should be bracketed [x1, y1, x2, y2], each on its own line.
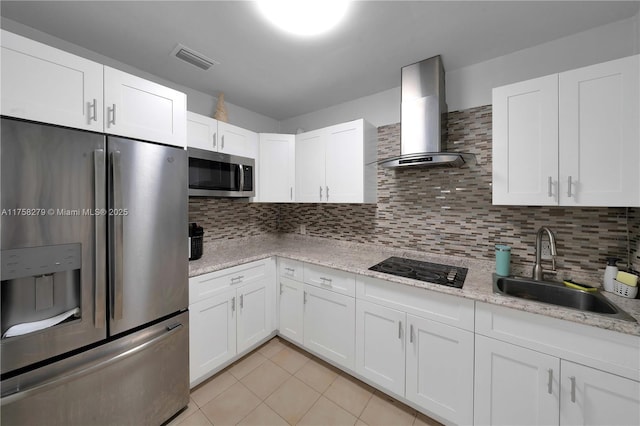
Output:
[379, 55, 474, 168]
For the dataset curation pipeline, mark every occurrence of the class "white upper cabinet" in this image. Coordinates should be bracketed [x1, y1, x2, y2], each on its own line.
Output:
[493, 54, 640, 206]
[1, 29, 104, 131]
[104, 66, 186, 147]
[492, 75, 559, 205]
[259, 133, 296, 202]
[187, 112, 219, 151]
[559, 55, 640, 206]
[295, 119, 377, 204]
[186, 112, 258, 159]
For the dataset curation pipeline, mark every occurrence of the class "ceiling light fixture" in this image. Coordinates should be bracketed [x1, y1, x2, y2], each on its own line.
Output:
[256, 0, 351, 37]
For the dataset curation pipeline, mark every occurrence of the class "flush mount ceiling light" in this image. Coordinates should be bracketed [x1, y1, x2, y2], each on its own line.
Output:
[256, 0, 351, 37]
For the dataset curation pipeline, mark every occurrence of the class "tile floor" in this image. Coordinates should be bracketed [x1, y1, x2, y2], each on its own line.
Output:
[168, 337, 443, 426]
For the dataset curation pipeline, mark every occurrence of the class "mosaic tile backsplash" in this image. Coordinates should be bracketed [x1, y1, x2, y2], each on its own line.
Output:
[190, 105, 639, 282]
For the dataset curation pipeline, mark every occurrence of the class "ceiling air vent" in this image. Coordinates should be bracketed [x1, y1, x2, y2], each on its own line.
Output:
[171, 44, 219, 70]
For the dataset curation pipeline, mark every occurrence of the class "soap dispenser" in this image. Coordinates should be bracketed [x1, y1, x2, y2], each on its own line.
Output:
[603, 257, 620, 292]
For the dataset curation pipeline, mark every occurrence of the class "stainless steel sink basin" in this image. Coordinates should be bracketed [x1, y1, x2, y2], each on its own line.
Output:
[493, 275, 636, 322]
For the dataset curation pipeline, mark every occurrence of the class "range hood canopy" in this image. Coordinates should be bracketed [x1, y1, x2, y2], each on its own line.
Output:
[378, 55, 475, 168]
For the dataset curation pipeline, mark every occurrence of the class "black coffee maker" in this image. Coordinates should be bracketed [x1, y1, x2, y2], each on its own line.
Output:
[188, 222, 204, 260]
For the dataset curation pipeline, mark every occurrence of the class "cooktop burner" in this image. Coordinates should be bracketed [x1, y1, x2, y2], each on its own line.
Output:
[369, 257, 468, 289]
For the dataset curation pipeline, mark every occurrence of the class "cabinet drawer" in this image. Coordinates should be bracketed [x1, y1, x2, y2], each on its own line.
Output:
[189, 258, 270, 305]
[278, 258, 303, 281]
[304, 263, 355, 297]
[356, 275, 474, 331]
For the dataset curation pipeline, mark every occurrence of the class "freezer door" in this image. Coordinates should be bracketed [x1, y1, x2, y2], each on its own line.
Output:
[108, 136, 188, 335]
[1, 118, 107, 374]
[1, 311, 189, 426]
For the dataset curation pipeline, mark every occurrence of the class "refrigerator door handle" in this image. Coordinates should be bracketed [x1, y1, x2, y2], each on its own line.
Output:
[0, 323, 184, 406]
[94, 149, 106, 328]
[110, 150, 124, 321]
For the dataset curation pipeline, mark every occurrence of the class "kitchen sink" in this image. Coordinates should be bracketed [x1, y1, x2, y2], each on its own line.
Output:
[493, 275, 636, 322]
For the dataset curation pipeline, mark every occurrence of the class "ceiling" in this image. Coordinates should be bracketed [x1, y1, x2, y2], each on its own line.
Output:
[1, 1, 639, 120]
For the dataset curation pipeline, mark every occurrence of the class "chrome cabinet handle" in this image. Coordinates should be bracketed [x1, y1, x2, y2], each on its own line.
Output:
[567, 176, 573, 197]
[284, 267, 295, 273]
[398, 321, 402, 339]
[290, 187, 293, 200]
[319, 186, 323, 201]
[231, 275, 244, 284]
[326, 186, 329, 201]
[108, 104, 117, 125]
[303, 291, 307, 305]
[88, 99, 98, 123]
[547, 369, 553, 394]
[279, 283, 283, 295]
[410, 324, 414, 343]
[110, 151, 124, 321]
[231, 296, 236, 312]
[548, 176, 553, 197]
[94, 149, 106, 328]
[221, 135, 225, 150]
[240, 294, 244, 309]
[569, 376, 576, 403]
[319, 277, 333, 286]
[213, 132, 217, 149]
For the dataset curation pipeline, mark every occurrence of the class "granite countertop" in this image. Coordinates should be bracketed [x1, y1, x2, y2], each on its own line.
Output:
[189, 234, 640, 337]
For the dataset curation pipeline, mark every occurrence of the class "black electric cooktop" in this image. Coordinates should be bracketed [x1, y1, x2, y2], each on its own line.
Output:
[369, 257, 468, 289]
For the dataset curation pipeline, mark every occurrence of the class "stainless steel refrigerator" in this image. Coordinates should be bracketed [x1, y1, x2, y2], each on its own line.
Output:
[0, 117, 189, 425]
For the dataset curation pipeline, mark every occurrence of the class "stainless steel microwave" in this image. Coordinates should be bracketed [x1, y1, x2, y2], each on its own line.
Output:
[187, 147, 255, 197]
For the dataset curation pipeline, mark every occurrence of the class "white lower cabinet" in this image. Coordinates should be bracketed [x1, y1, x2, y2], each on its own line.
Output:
[189, 289, 237, 386]
[189, 258, 276, 387]
[355, 300, 406, 396]
[303, 284, 355, 370]
[474, 334, 560, 426]
[560, 360, 640, 426]
[278, 277, 304, 345]
[406, 314, 474, 426]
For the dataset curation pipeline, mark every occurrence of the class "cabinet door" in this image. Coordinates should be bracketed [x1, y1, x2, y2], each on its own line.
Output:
[187, 112, 218, 151]
[355, 300, 405, 396]
[559, 55, 640, 206]
[296, 129, 326, 202]
[474, 335, 560, 426]
[560, 360, 640, 426]
[236, 279, 272, 354]
[189, 290, 237, 386]
[278, 277, 304, 345]
[303, 285, 355, 370]
[103, 66, 186, 147]
[218, 121, 258, 159]
[492, 75, 559, 205]
[259, 133, 296, 202]
[406, 315, 474, 426]
[325, 120, 364, 203]
[1, 30, 103, 132]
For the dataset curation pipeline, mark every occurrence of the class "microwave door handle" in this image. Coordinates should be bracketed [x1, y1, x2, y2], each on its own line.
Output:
[239, 164, 245, 192]
[110, 151, 124, 321]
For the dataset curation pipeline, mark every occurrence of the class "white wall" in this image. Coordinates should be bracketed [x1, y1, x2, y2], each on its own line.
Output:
[0, 17, 281, 133]
[281, 13, 640, 133]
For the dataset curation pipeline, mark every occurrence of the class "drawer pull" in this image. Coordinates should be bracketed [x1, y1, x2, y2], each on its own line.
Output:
[231, 275, 244, 284]
[284, 267, 295, 274]
[319, 277, 333, 286]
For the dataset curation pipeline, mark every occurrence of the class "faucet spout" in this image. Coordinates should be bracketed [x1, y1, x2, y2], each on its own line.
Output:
[532, 226, 557, 280]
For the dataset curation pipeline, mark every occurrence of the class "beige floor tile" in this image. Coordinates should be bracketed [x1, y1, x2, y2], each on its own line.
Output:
[359, 391, 416, 426]
[355, 420, 369, 426]
[297, 396, 358, 426]
[294, 357, 339, 393]
[166, 398, 200, 425]
[191, 371, 238, 407]
[413, 412, 444, 426]
[201, 382, 261, 426]
[258, 337, 288, 359]
[176, 410, 213, 426]
[323, 374, 374, 417]
[271, 345, 310, 374]
[265, 376, 320, 425]
[240, 360, 291, 399]
[229, 351, 268, 380]
[237, 403, 289, 426]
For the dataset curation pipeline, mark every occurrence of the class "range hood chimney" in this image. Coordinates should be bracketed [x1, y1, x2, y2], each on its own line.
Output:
[378, 55, 474, 168]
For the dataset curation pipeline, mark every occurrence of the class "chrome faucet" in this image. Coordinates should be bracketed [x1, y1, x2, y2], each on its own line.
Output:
[532, 227, 557, 280]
